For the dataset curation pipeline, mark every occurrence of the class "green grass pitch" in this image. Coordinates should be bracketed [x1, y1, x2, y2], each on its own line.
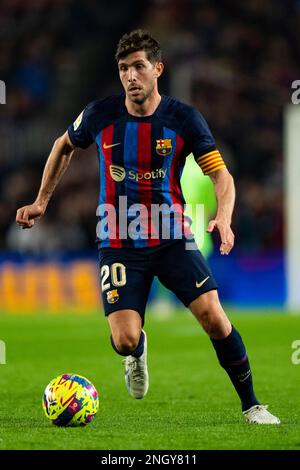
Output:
[0, 309, 299, 450]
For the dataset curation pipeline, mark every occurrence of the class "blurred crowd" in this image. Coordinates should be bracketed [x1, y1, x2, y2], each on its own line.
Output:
[1, 0, 298, 254]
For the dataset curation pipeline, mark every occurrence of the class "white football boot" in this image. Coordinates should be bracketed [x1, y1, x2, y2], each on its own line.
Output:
[243, 405, 280, 424]
[123, 330, 149, 399]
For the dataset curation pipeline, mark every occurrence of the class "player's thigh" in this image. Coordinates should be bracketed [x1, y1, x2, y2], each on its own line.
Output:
[156, 239, 218, 307]
[99, 248, 153, 326]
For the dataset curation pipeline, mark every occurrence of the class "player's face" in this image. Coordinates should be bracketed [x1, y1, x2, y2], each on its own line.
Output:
[118, 51, 163, 105]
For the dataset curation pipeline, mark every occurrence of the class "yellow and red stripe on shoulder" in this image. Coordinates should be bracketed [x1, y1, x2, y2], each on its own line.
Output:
[196, 149, 226, 175]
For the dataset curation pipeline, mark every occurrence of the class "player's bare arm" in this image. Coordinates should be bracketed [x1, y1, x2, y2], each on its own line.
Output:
[207, 167, 235, 255]
[15, 131, 75, 229]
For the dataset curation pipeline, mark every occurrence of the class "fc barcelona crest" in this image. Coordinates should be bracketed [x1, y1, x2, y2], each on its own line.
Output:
[156, 138, 172, 156]
[106, 289, 119, 304]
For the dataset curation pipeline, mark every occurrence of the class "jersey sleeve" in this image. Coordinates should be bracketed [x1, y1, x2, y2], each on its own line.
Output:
[67, 102, 95, 149]
[186, 107, 226, 175]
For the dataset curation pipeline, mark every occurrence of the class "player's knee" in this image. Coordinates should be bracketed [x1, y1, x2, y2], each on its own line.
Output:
[191, 293, 228, 336]
[205, 312, 226, 337]
[112, 332, 140, 355]
[201, 305, 231, 338]
[194, 294, 220, 322]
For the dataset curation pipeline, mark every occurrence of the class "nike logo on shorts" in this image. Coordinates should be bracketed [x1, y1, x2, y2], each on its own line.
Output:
[195, 276, 210, 288]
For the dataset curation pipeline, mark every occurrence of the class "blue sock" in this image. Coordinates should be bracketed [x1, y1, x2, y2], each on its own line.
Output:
[131, 331, 145, 358]
[211, 325, 259, 412]
[110, 331, 145, 358]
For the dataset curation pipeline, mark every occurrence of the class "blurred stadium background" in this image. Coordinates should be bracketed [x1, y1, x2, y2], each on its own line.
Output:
[0, 0, 299, 314]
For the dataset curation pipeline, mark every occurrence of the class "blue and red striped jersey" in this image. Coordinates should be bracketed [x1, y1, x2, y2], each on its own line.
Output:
[67, 94, 226, 248]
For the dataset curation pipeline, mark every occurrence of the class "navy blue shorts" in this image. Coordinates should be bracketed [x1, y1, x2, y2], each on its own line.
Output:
[98, 238, 217, 323]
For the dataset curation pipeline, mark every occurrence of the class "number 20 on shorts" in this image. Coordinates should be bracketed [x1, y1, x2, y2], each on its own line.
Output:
[101, 263, 127, 292]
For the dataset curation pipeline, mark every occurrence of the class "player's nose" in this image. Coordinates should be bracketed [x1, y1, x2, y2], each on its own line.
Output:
[128, 67, 136, 82]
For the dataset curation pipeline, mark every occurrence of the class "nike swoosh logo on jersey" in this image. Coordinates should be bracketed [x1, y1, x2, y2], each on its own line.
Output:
[195, 276, 210, 288]
[103, 142, 121, 149]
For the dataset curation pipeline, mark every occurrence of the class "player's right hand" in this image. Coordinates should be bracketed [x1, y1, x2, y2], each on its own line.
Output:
[15, 203, 45, 229]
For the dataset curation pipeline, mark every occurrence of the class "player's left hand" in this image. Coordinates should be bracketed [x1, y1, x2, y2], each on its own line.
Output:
[206, 219, 235, 255]
[15, 203, 45, 229]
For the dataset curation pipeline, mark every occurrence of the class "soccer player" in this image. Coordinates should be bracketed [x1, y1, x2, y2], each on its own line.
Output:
[16, 30, 279, 424]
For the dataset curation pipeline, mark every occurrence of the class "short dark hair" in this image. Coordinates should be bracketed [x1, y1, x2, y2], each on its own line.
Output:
[115, 29, 162, 64]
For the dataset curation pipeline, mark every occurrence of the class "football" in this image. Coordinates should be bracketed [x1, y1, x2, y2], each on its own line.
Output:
[42, 373, 99, 427]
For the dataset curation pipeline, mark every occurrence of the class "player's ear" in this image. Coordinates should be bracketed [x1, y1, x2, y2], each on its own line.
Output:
[154, 62, 164, 78]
